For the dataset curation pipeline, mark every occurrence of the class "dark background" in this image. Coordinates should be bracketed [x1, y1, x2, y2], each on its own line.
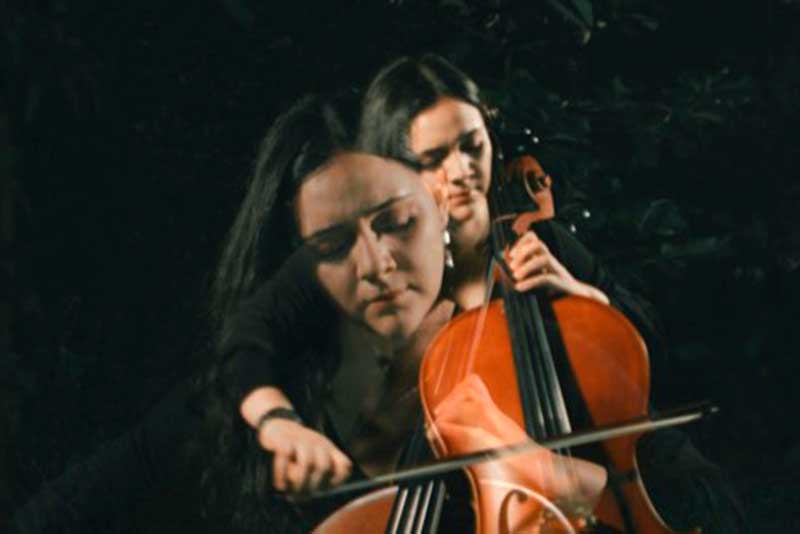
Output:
[2, 0, 799, 531]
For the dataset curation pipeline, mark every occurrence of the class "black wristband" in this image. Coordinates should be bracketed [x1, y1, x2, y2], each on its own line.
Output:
[256, 407, 303, 433]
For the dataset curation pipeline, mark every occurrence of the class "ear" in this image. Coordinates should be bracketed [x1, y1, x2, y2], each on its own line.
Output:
[422, 169, 450, 226]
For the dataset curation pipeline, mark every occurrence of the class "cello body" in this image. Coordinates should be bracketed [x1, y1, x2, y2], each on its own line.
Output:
[419, 297, 674, 533]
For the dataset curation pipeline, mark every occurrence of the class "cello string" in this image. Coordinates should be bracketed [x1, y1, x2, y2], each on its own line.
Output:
[412, 480, 435, 534]
[506, 279, 547, 437]
[385, 427, 417, 533]
[421, 176, 571, 528]
[494, 163, 585, 502]
[495, 257, 573, 516]
[388, 232, 471, 532]
[386, 403, 438, 531]
[492, 172, 583, 511]
[405, 265, 486, 530]
[510, 286, 577, 510]
[403, 485, 423, 533]
[410, 260, 498, 533]
[491, 181, 556, 490]
[513, 289, 553, 437]
[391, 296, 461, 533]
[523, 290, 588, 510]
[492, 182, 574, 519]
[425, 480, 446, 532]
[387, 487, 409, 534]
[490, 182, 546, 435]
[523, 293, 585, 501]
[400, 254, 488, 533]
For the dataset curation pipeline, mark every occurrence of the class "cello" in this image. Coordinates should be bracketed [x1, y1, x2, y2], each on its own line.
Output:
[313, 155, 699, 533]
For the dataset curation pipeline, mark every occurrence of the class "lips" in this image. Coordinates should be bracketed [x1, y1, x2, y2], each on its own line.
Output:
[371, 288, 406, 304]
[364, 287, 411, 315]
[448, 189, 473, 206]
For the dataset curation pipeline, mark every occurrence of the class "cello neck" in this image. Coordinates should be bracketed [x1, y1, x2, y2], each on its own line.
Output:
[488, 170, 573, 440]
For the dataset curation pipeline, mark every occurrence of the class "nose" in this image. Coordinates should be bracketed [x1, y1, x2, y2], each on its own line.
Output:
[353, 222, 396, 282]
[443, 149, 472, 186]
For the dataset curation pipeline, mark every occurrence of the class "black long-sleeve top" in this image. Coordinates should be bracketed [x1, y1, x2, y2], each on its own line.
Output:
[13, 220, 743, 533]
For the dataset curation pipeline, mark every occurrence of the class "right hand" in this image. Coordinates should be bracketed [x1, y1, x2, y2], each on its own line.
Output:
[258, 418, 352, 494]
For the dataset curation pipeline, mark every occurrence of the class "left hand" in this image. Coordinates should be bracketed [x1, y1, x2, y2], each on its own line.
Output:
[505, 231, 609, 305]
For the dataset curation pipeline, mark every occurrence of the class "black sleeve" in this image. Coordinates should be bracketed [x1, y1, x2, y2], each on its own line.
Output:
[219, 248, 335, 404]
[530, 220, 669, 396]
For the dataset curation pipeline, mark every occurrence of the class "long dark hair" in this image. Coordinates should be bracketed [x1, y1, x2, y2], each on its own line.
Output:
[210, 93, 357, 349]
[358, 54, 504, 182]
[201, 93, 358, 533]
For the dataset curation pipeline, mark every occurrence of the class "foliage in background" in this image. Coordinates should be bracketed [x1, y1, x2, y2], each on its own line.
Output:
[1, 0, 799, 528]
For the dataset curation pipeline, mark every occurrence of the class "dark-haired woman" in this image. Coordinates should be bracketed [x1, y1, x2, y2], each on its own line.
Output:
[228, 57, 641, 497]
[205, 91, 612, 533]
[12, 88, 582, 533]
[359, 54, 744, 533]
[229, 63, 615, 494]
[223, 56, 744, 532]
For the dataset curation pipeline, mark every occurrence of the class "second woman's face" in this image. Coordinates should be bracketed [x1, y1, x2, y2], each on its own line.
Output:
[408, 97, 493, 229]
[295, 153, 446, 344]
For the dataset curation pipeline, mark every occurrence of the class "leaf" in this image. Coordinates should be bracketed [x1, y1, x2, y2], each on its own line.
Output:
[637, 199, 688, 238]
[544, 0, 590, 29]
[569, 0, 594, 26]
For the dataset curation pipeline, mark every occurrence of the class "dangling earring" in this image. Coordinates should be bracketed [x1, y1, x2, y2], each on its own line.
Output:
[443, 229, 455, 269]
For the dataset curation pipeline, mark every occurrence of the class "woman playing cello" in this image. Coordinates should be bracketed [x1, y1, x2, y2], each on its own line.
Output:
[212, 55, 742, 533]
[204, 92, 611, 532]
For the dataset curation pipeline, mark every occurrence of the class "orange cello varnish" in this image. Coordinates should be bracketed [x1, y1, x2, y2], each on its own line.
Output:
[419, 300, 540, 534]
[419, 295, 681, 533]
[420, 300, 526, 455]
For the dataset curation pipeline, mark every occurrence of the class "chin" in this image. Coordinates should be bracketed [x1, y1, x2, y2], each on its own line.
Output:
[369, 316, 419, 345]
[450, 205, 475, 222]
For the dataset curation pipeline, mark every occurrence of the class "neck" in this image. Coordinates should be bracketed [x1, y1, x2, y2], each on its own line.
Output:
[336, 299, 455, 377]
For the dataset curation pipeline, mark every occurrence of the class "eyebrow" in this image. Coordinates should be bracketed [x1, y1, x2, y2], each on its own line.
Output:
[303, 192, 414, 241]
[419, 128, 480, 159]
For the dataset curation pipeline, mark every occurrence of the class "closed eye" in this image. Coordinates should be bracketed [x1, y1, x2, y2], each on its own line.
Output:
[374, 216, 415, 234]
[307, 230, 355, 261]
[418, 148, 448, 170]
[372, 202, 417, 235]
[461, 139, 484, 156]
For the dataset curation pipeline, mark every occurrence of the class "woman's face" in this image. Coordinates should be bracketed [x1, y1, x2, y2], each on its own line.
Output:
[295, 152, 446, 343]
[408, 97, 493, 237]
